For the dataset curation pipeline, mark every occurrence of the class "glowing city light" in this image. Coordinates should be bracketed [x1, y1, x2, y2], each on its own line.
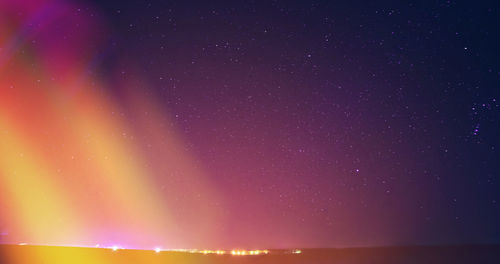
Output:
[130, 248, 273, 255]
[111, 246, 119, 251]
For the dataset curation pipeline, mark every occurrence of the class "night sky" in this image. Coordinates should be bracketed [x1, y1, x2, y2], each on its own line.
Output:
[1, 0, 499, 250]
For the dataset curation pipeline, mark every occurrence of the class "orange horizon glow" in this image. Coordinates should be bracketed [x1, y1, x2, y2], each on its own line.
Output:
[0, 3, 223, 262]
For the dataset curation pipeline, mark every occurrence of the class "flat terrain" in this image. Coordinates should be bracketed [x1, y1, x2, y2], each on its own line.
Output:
[1, 244, 500, 264]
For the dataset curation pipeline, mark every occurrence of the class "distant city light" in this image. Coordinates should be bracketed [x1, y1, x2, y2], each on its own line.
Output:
[229, 249, 269, 256]
[156, 248, 270, 255]
[95, 247, 277, 255]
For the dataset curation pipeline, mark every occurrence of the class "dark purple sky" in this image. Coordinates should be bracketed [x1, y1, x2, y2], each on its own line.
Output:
[92, 0, 500, 247]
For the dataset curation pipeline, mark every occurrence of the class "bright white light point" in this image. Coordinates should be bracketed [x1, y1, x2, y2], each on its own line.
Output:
[111, 246, 119, 251]
[155, 247, 161, 253]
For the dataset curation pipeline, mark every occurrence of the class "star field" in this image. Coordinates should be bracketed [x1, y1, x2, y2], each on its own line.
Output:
[0, 0, 499, 249]
[87, 0, 500, 247]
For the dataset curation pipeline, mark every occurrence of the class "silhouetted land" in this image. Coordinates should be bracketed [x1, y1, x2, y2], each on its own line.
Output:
[1, 244, 500, 264]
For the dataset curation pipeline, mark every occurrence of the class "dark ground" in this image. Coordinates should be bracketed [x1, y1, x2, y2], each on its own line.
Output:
[1, 244, 500, 264]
